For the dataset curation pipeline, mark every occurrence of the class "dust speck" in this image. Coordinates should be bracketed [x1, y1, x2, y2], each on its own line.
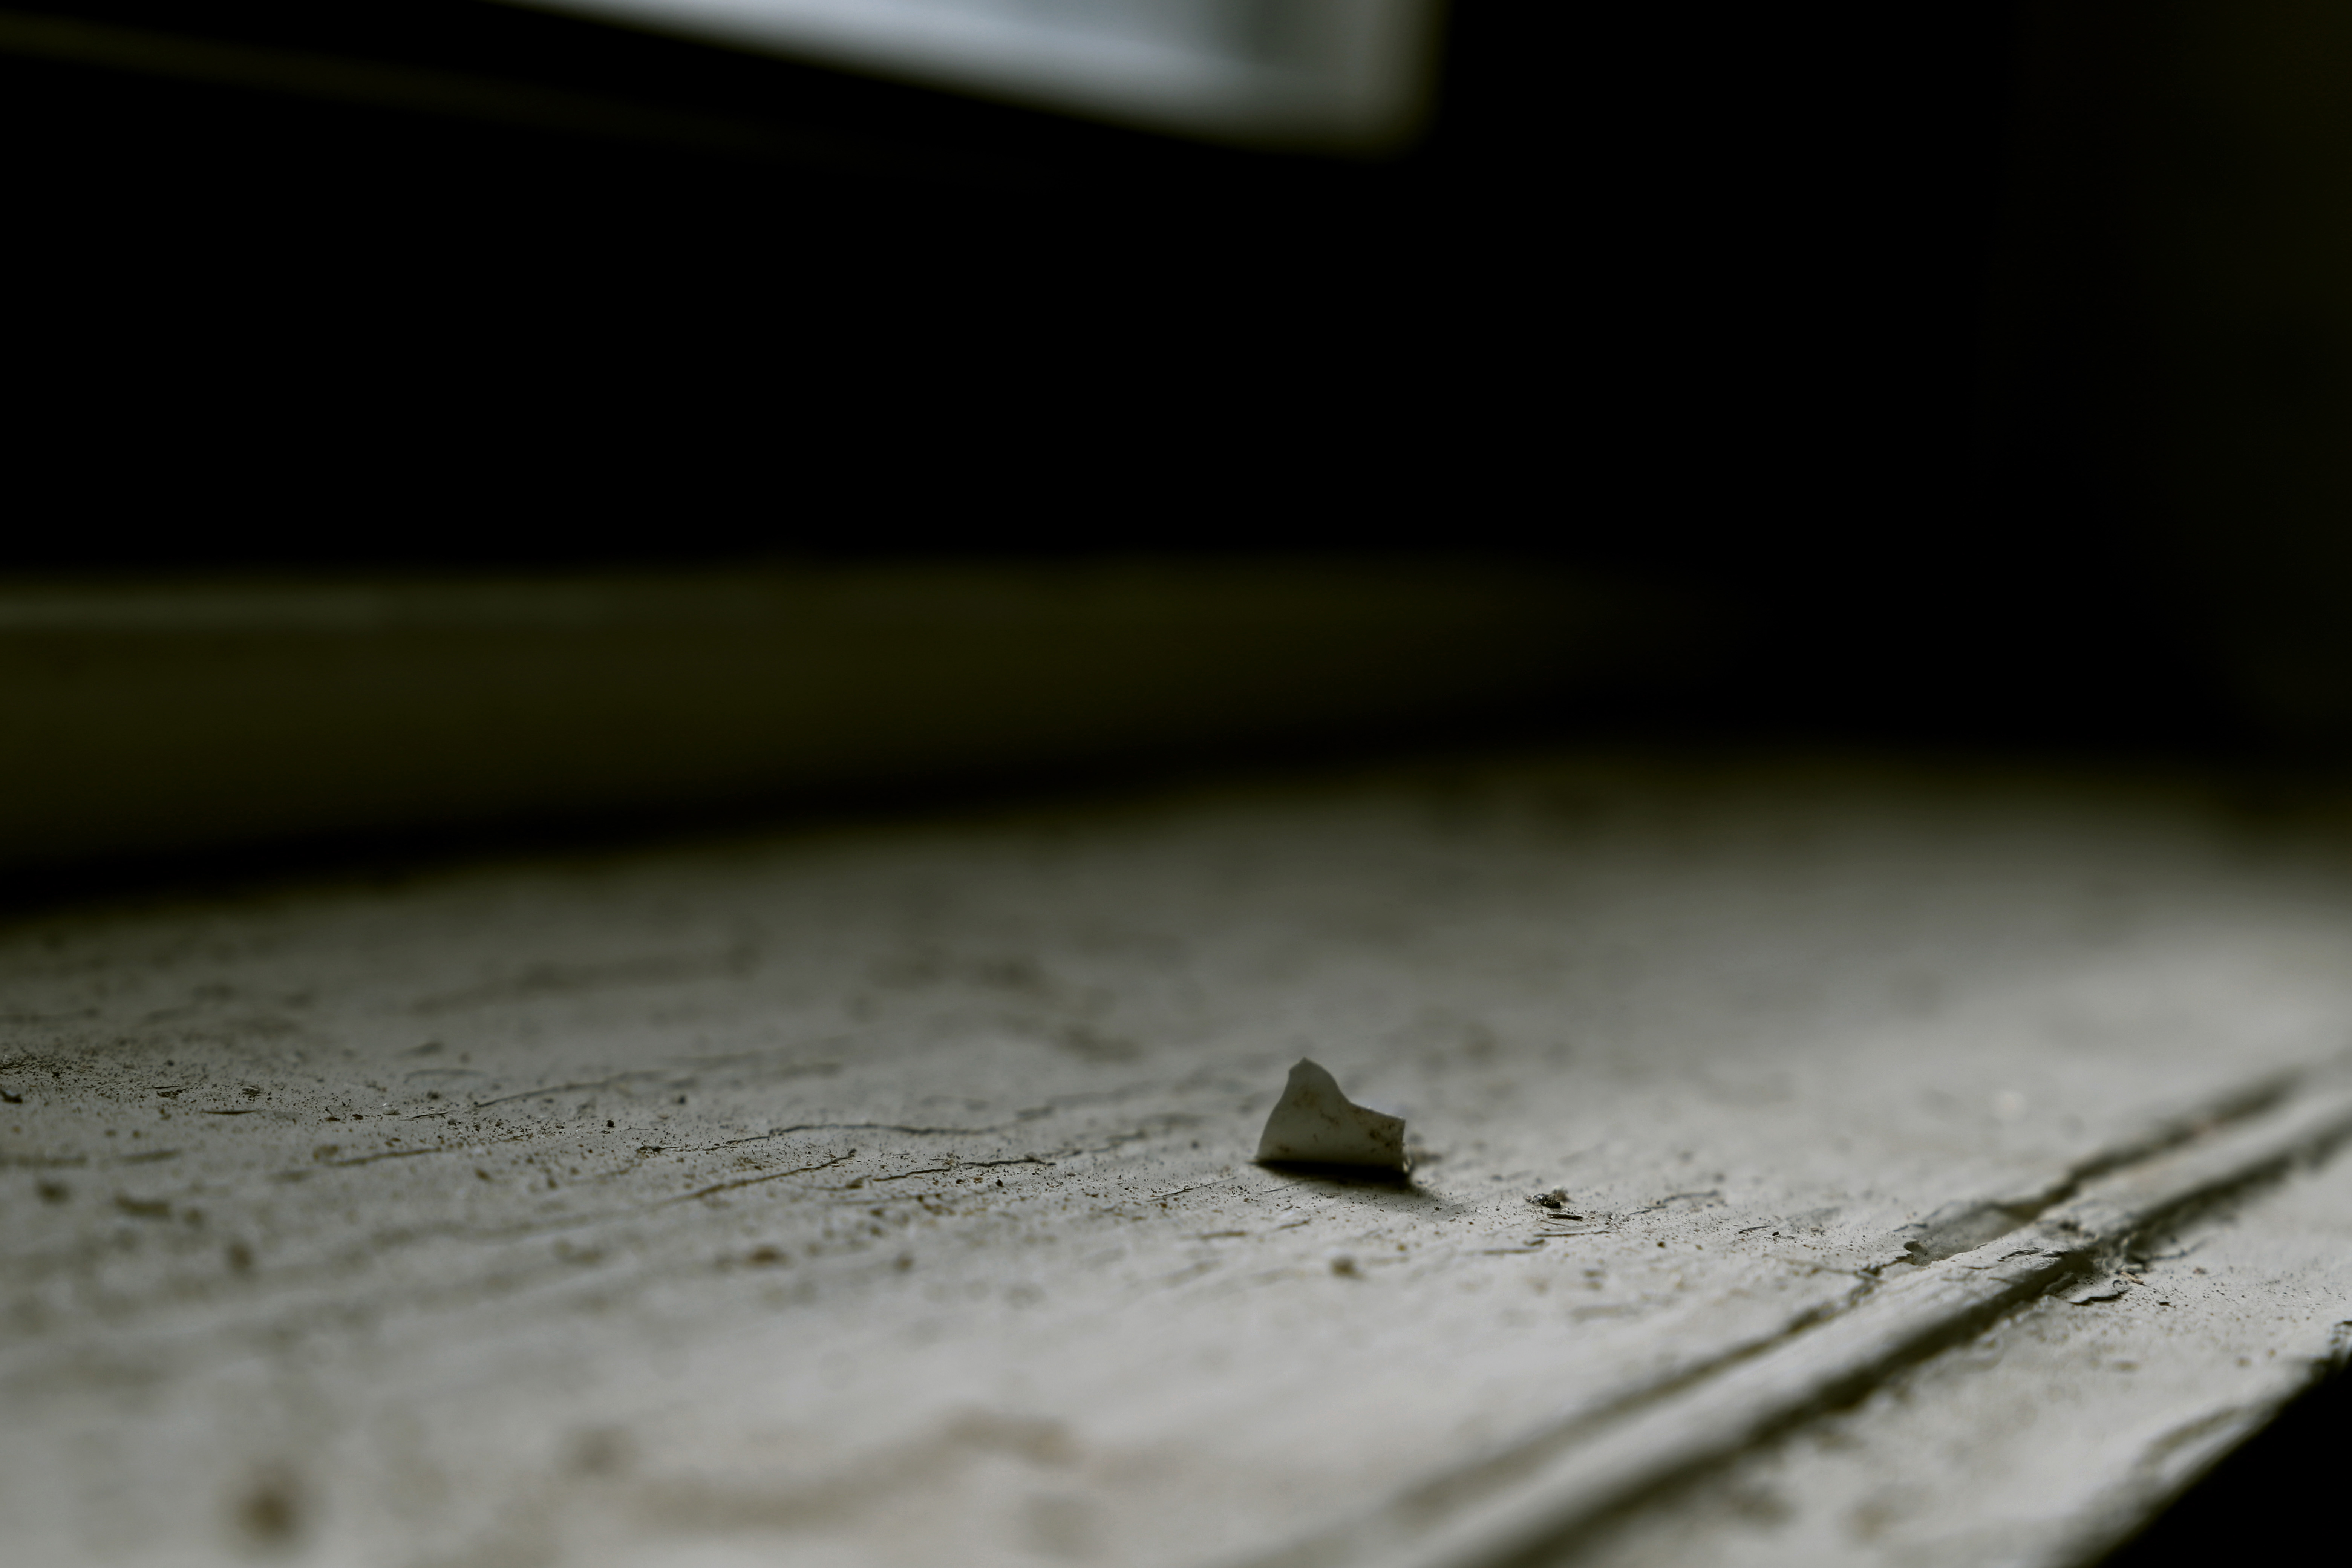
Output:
[566, 1426, 634, 1476]
[230, 1469, 305, 1552]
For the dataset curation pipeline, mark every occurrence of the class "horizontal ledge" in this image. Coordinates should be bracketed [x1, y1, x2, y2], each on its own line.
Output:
[0, 559, 1710, 870]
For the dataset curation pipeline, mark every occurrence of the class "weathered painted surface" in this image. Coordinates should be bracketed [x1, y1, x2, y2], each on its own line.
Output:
[1576, 1132, 2352, 1568]
[4, 757, 2350, 1566]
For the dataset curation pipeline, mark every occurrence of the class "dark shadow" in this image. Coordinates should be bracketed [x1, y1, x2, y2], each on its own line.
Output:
[2096, 1360, 2352, 1565]
[1252, 1161, 1439, 1209]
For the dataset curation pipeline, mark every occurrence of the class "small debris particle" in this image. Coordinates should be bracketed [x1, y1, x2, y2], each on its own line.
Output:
[1330, 1254, 1360, 1278]
[746, 1246, 787, 1266]
[475, 1168, 492, 1181]
[231, 1469, 303, 1550]
[606, 1119, 615, 1129]
[36, 1180, 70, 1204]
[114, 1195, 172, 1220]
[226, 1242, 255, 1274]
[894, 1253, 914, 1271]
[567, 1427, 633, 1476]
[311, 1145, 341, 1162]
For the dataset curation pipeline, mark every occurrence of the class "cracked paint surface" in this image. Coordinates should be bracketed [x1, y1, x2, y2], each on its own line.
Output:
[6, 756, 2352, 1566]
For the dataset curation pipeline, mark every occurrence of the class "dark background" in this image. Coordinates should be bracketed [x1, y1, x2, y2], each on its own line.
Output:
[22, 0, 2344, 764]
[6, 3, 2352, 1554]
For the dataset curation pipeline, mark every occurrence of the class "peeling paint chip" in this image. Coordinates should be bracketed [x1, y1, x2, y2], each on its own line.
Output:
[1255, 1059, 1409, 1173]
[2068, 1277, 2132, 1305]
